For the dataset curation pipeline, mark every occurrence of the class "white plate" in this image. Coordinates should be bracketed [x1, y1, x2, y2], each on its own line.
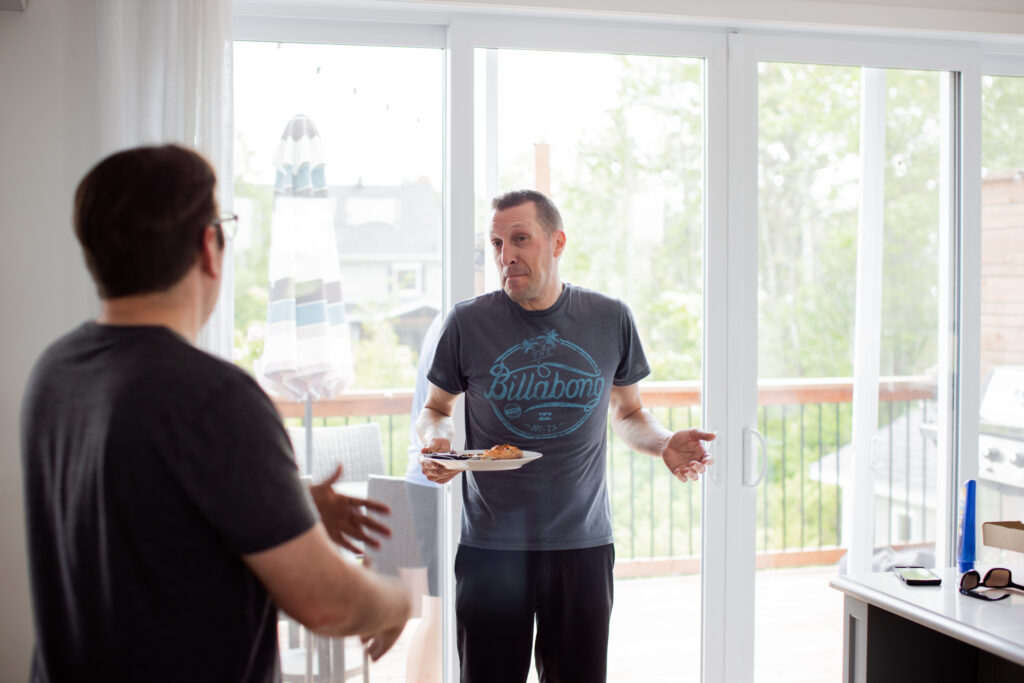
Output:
[420, 450, 543, 472]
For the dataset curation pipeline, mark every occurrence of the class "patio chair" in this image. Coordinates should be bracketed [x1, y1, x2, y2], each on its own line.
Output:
[281, 422, 387, 683]
[363, 476, 442, 681]
[364, 475, 428, 577]
[289, 422, 387, 483]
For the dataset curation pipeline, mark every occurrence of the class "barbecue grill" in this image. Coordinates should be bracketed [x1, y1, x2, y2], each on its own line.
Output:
[978, 366, 1024, 494]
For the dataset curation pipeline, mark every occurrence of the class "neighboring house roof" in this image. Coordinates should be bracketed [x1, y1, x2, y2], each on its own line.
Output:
[808, 405, 939, 509]
[330, 181, 442, 256]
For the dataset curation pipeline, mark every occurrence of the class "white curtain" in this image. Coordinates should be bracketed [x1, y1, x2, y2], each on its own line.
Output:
[96, 0, 235, 359]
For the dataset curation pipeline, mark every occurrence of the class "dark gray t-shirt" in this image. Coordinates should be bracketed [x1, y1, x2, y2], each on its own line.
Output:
[21, 322, 316, 683]
[428, 284, 650, 551]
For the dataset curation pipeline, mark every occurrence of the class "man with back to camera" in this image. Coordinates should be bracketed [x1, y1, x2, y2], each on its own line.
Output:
[417, 189, 716, 682]
[20, 145, 411, 682]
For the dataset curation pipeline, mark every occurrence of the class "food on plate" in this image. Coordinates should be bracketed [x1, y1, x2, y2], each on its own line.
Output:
[424, 451, 473, 460]
[481, 444, 523, 460]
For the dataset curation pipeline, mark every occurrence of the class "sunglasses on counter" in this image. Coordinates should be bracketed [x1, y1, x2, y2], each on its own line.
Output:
[959, 567, 1024, 602]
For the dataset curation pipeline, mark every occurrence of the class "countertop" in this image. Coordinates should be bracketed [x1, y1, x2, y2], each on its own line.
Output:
[831, 567, 1024, 667]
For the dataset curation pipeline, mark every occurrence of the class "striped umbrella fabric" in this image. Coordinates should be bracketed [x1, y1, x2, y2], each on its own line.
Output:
[272, 114, 328, 197]
[257, 115, 354, 429]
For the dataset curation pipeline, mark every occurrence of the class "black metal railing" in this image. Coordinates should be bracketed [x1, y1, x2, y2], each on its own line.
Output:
[277, 377, 938, 572]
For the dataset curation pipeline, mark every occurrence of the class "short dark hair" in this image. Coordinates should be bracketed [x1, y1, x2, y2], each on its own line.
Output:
[491, 189, 563, 234]
[73, 145, 218, 299]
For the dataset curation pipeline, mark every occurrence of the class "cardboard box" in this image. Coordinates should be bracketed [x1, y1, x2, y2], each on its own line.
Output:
[982, 521, 1024, 552]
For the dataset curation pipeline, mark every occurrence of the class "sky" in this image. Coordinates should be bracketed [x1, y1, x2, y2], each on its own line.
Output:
[233, 41, 446, 189]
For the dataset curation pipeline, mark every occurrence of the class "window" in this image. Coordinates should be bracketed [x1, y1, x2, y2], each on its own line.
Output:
[232, 35, 445, 681]
[391, 262, 422, 297]
[230, 8, 1002, 683]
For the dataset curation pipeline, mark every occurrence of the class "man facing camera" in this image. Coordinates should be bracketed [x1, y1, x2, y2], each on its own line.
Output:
[21, 145, 410, 683]
[418, 189, 715, 682]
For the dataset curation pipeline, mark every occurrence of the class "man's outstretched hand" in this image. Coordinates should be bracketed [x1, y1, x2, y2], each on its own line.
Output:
[310, 465, 392, 554]
[661, 429, 716, 483]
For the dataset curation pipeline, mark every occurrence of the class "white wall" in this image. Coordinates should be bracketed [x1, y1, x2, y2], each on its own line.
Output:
[0, 0, 99, 678]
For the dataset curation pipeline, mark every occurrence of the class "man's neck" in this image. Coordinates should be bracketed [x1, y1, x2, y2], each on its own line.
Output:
[510, 281, 565, 312]
[97, 289, 203, 344]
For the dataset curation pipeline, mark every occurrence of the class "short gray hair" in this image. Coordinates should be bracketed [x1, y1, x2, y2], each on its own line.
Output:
[491, 189, 563, 234]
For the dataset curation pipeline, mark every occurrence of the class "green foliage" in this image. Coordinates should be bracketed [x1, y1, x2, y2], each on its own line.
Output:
[603, 62, 953, 558]
[982, 75, 1024, 172]
[557, 56, 705, 382]
[608, 406, 705, 559]
[350, 317, 419, 390]
[755, 402, 848, 551]
[758, 64, 861, 379]
[233, 327, 264, 374]
[232, 168, 274, 373]
[757, 65, 943, 380]
[880, 70, 941, 376]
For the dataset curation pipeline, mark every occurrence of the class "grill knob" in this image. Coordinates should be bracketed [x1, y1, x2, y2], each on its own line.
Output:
[1015, 452, 1024, 468]
[986, 447, 1004, 462]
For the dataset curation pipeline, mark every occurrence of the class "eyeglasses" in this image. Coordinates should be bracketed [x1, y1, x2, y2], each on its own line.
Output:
[212, 213, 239, 240]
[959, 567, 1024, 601]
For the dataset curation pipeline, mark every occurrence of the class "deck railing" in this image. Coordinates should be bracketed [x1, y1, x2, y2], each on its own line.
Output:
[274, 376, 938, 575]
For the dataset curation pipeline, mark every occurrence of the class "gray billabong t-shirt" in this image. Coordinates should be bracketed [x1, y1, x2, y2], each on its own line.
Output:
[428, 284, 650, 551]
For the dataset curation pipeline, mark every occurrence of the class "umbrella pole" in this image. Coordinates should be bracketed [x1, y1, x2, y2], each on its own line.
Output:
[304, 395, 313, 477]
[304, 393, 314, 683]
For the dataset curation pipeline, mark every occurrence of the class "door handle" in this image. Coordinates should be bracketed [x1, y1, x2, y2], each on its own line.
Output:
[744, 427, 768, 487]
[707, 434, 721, 486]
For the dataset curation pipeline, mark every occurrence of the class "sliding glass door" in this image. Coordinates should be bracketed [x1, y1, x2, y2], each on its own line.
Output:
[475, 45, 707, 682]
[453, 20, 725, 681]
[755, 60, 946, 682]
[725, 33, 980, 683]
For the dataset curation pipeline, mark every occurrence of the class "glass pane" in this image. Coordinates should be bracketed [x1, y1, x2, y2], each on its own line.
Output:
[977, 75, 1024, 566]
[474, 48, 705, 682]
[757, 62, 944, 682]
[232, 40, 444, 680]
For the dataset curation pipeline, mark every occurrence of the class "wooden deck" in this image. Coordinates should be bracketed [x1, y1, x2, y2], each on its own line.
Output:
[286, 565, 843, 682]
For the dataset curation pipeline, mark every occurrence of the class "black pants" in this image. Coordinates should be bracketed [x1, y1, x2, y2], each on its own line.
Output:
[454, 544, 615, 683]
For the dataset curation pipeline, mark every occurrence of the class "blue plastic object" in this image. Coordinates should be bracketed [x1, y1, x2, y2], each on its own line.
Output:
[957, 479, 977, 573]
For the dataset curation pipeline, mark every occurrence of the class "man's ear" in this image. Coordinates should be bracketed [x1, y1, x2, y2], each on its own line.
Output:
[198, 225, 223, 279]
[553, 229, 567, 258]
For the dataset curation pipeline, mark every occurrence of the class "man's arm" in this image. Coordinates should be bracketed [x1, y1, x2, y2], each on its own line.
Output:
[609, 383, 715, 483]
[243, 524, 412, 660]
[416, 382, 461, 484]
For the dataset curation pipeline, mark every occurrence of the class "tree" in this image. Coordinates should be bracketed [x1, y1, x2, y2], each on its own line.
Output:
[982, 75, 1024, 172]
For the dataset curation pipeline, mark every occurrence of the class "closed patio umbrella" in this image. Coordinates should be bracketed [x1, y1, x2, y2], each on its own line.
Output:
[257, 114, 354, 474]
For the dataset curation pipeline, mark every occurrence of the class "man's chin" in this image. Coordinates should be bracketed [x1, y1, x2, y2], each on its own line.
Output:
[503, 283, 529, 303]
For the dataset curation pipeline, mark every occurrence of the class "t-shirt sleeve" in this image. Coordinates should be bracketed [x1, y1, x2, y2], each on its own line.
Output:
[175, 373, 317, 555]
[426, 311, 466, 395]
[614, 301, 651, 386]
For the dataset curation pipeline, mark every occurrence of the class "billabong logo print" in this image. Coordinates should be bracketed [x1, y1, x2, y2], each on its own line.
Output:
[484, 329, 604, 438]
